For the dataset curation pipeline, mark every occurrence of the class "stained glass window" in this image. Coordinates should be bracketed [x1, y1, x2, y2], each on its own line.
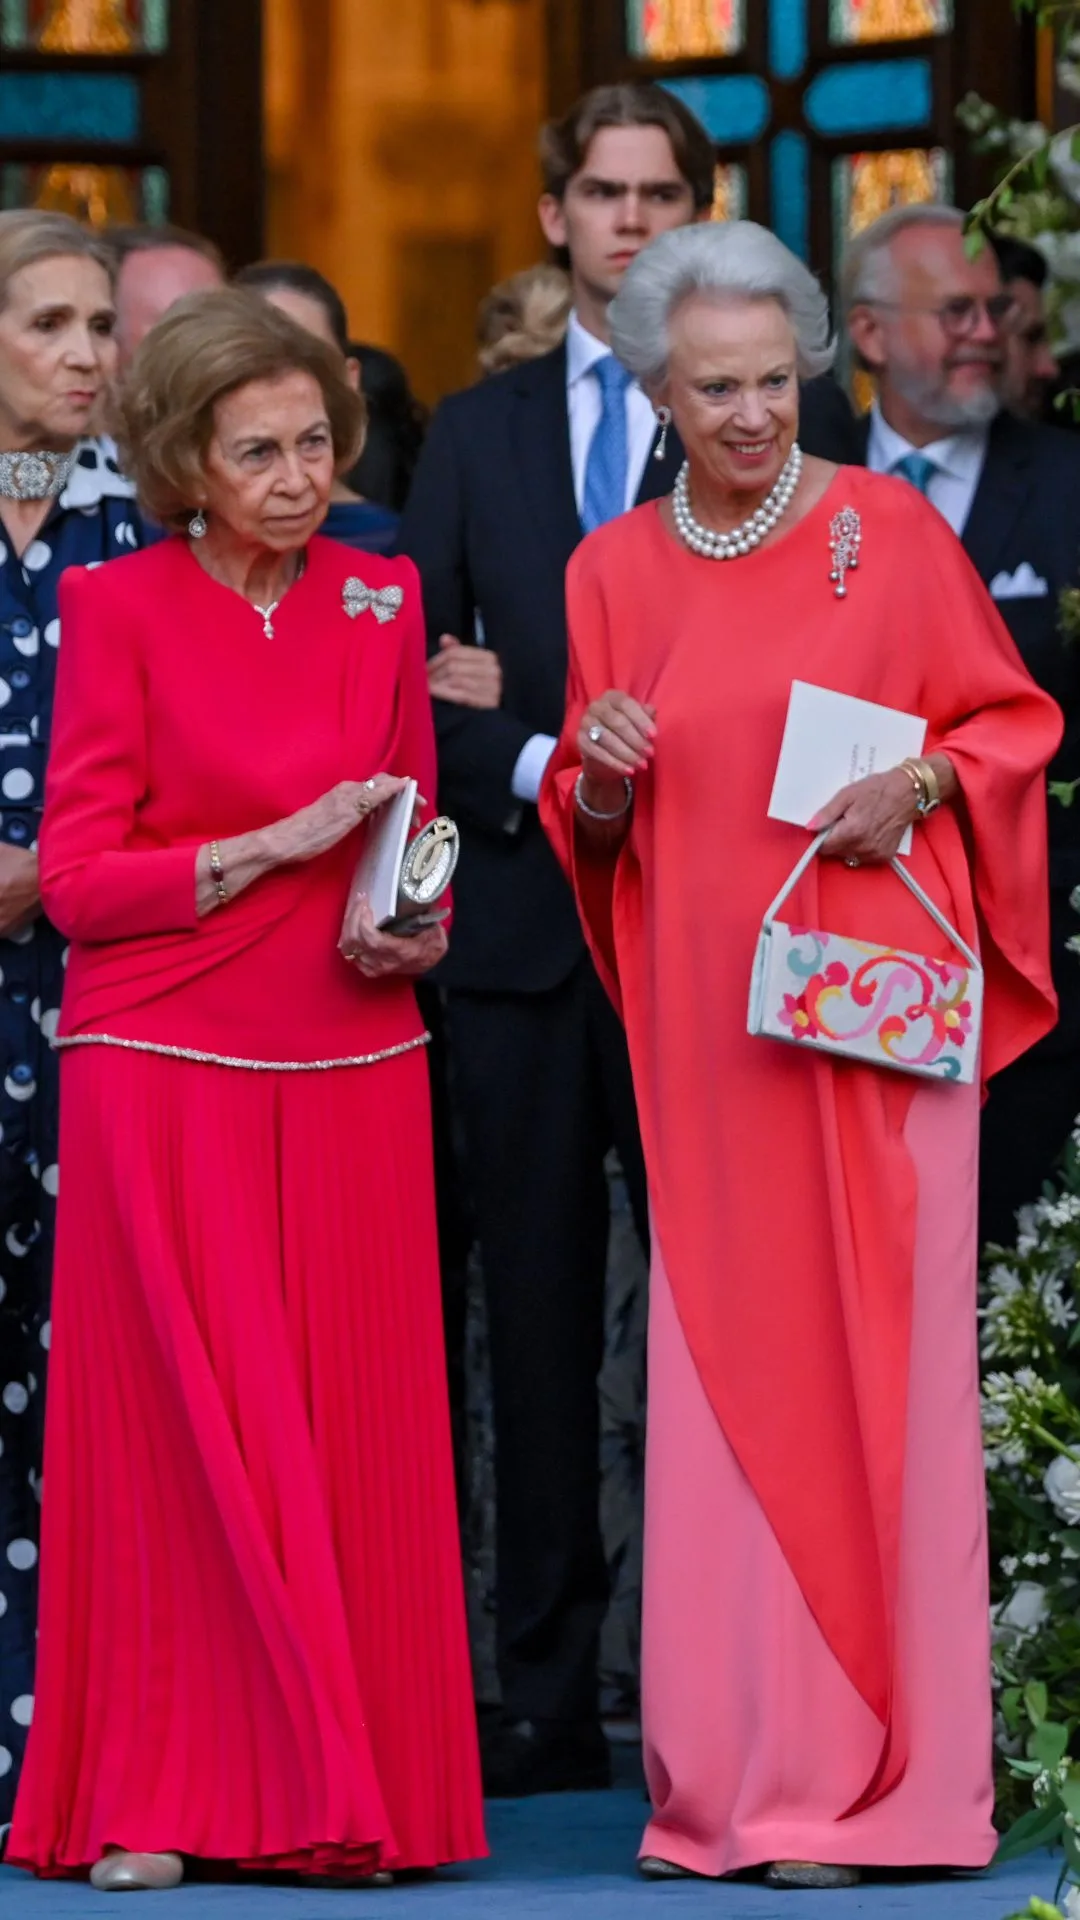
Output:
[832, 145, 951, 261]
[0, 161, 169, 225]
[627, 0, 745, 61]
[629, 0, 963, 307]
[0, 0, 168, 52]
[828, 0, 952, 44]
[710, 163, 747, 223]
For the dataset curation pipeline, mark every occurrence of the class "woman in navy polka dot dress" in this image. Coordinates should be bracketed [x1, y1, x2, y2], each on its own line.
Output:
[0, 210, 140, 1833]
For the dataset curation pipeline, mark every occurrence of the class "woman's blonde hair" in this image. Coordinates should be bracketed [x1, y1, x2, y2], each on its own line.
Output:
[0, 208, 114, 309]
[118, 287, 367, 530]
[477, 264, 572, 376]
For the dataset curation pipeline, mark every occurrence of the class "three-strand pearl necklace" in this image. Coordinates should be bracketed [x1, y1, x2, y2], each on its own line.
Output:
[671, 443, 802, 560]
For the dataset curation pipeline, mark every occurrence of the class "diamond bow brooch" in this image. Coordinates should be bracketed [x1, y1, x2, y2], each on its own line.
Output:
[343, 577, 404, 624]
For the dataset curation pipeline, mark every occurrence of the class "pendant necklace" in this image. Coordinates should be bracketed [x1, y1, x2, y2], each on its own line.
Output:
[671, 444, 802, 560]
[251, 552, 306, 638]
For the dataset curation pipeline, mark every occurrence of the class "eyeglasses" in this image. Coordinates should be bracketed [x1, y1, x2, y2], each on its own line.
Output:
[866, 293, 1017, 338]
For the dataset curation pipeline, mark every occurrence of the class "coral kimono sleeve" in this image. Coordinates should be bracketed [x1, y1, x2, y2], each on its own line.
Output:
[40, 567, 199, 943]
[539, 549, 629, 1018]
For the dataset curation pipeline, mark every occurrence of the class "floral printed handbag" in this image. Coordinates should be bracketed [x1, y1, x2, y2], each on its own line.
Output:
[747, 830, 982, 1083]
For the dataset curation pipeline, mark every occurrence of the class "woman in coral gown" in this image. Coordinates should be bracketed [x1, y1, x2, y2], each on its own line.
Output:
[540, 224, 1061, 1888]
[7, 289, 485, 1888]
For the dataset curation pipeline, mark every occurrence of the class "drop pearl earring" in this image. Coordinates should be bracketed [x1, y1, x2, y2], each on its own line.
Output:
[653, 407, 672, 463]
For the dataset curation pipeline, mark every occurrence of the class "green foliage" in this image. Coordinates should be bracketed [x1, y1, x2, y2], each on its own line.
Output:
[981, 1140, 1080, 1907]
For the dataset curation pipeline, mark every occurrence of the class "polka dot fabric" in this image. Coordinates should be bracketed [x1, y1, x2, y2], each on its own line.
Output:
[0, 440, 139, 1835]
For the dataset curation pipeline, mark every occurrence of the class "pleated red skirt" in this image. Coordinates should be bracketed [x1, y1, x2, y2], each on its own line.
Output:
[8, 1044, 486, 1878]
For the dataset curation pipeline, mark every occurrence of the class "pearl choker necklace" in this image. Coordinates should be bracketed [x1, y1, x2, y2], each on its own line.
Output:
[672, 444, 802, 560]
[0, 448, 79, 502]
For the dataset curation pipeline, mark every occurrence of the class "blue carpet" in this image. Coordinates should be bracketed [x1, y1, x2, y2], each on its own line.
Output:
[0, 1793, 1065, 1918]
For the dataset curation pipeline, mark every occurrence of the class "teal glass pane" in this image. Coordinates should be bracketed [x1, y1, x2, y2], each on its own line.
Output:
[804, 58, 932, 136]
[660, 75, 771, 144]
[829, 0, 951, 44]
[0, 0, 167, 50]
[627, 0, 746, 60]
[0, 161, 169, 223]
[0, 72, 140, 140]
[769, 0, 808, 81]
[771, 130, 809, 260]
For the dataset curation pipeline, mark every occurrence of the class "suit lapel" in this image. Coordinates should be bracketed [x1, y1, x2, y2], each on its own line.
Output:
[960, 414, 1035, 582]
[508, 343, 583, 571]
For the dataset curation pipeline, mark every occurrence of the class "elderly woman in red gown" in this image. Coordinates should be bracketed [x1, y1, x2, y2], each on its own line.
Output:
[8, 290, 485, 1889]
[539, 222, 1061, 1890]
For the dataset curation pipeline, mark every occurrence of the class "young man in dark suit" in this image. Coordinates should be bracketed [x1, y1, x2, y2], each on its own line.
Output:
[398, 83, 859, 1797]
[843, 203, 1080, 1247]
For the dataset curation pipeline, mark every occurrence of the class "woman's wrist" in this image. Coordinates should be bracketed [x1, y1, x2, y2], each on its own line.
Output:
[925, 751, 958, 806]
[577, 772, 632, 818]
[195, 825, 281, 917]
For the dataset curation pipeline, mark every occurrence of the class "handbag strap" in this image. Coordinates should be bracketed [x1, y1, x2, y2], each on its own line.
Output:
[763, 830, 981, 974]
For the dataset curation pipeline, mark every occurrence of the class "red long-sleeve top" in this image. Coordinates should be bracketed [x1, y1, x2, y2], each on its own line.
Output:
[40, 535, 436, 1069]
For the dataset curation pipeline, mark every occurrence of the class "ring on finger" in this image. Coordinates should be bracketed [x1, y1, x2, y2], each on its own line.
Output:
[587, 723, 604, 744]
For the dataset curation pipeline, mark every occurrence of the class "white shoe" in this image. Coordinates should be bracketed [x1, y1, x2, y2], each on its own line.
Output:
[90, 1851, 184, 1892]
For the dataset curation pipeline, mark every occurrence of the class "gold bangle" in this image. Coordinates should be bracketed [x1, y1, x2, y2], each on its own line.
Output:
[899, 757, 940, 816]
[917, 756, 941, 810]
[208, 839, 229, 905]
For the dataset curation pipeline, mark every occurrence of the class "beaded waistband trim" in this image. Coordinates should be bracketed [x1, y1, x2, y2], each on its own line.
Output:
[52, 1031, 432, 1072]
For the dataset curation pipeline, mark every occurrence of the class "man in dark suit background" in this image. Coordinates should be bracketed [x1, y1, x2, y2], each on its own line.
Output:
[399, 83, 859, 1797]
[841, 203, 1080, 1247]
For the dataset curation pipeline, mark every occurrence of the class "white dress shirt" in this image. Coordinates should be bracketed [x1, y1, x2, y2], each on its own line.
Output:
[866, 402, 988, 539]
[510, 311, 656, 806]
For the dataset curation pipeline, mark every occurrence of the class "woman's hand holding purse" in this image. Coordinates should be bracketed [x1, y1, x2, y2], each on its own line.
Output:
[338, 891, 448, 979]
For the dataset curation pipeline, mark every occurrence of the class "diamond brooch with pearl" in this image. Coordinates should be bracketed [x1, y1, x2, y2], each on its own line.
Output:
[671, 443, 802, 561]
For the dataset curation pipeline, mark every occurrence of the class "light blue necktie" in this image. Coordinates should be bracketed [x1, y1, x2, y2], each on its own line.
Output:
[581, 355, 633, 533]
[891, 452, 938, 496]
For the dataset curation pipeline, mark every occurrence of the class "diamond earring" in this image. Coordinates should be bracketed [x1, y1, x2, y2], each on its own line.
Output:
[188, 509, 208, 539]
[653, 407, 672, 463]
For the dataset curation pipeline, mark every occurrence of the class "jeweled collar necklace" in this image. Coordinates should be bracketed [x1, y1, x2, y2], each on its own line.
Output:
[0, 448, 79, 502]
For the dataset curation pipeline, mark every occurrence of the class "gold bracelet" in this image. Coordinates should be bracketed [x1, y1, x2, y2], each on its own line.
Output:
[899, 757, 941, 816]
[208, 839, 230, 905]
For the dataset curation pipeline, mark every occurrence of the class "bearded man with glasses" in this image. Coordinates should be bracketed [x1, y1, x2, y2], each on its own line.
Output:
[843, 201, 1080, 1248]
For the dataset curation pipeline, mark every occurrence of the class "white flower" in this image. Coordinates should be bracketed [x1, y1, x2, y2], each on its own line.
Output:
[1001, 1555, 1019, 1577]
[1045, 1454, 1080, 1526]
[1050, 129, 1080, 204]
[991, 1580, 1049, 1644]
[1059, 36, 1080, 100]
[1017, 1203, 1041, 1255]
[1041, 1273, 1077, 1331]
[1064, 1886, 1080, 1920]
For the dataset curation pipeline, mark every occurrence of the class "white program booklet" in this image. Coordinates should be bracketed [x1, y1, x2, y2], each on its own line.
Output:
[352, 778, 417, 925]
[768, 682, 927, 857]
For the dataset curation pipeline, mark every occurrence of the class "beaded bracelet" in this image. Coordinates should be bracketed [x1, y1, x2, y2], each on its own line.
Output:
[208, 839, 230, 905]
